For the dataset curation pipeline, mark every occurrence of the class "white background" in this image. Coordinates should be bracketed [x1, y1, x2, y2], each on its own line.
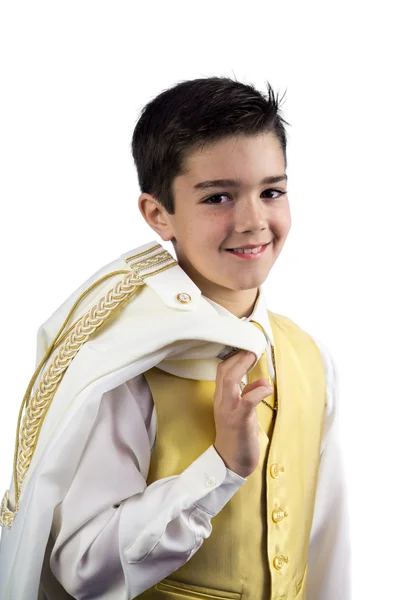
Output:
[1, 1, 399, 597]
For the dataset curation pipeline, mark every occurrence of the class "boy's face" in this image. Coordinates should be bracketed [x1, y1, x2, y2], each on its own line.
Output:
[139, 132, 291, 304]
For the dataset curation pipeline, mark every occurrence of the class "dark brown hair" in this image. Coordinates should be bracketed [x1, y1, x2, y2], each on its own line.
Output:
[131, 76, 290, 214]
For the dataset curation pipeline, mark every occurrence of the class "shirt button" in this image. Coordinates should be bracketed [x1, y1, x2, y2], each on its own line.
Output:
[270, 463, 285, 479]
[205, 476, 217, 487]
[273, 555, 289, 570]
[272, 507, 288, 523]
[177, 292, 191, 304]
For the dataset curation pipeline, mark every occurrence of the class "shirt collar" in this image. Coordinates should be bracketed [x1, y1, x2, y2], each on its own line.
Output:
[202, 287, 274, 346]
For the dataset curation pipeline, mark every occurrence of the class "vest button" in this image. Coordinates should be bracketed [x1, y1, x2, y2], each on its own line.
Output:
[273, 554, 289, 570]
[270, 463, 285, 479]
[177, 292, 192, 303]
[272, 507, 288, 523]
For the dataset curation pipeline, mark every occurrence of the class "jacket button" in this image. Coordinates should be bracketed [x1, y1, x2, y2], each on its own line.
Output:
[272, 507, 288, 523]
[270, 463, 285, 479]
[177, 292, 191, 303]
[273, 555, 289, 570]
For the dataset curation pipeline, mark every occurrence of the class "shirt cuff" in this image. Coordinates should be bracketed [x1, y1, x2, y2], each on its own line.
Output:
[192, 446, 247, 516]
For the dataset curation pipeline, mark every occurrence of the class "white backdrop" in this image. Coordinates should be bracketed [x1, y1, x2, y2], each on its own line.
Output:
[1, 1, 399, 597]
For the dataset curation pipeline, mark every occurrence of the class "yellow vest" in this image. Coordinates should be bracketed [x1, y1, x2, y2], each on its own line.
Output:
[136, 310, 326, 600]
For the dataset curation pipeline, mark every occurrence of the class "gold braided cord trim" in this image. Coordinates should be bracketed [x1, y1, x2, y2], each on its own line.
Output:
[16, 272, 144, 500]
[15, 269, 132, 428]
[0, 269, 144, 529]
[139, 252, 176, 273]
[141, 261, 180, 279]
[0, 492, 18, 529]
[12, 270, 134, 499]
[123, 243, 162, 262]
[47, 270, 136, 359]
[125, 248, 177, 278]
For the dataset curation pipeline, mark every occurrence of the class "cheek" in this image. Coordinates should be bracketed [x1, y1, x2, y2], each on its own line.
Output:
[188, 218, 227, 246]
[282, 213, 292, 234]
[271, 205, 291, 234]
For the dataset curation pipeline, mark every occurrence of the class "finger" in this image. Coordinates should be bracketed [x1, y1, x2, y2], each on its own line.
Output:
[217, 350, 256, 381]
[214, 351, 258, 411]
[215, 352, 255, 404]
[240, 385, 272, 414]
[241, 378, 272, 395]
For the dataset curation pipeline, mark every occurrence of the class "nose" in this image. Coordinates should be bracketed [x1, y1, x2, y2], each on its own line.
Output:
[233, 196, 267, 232]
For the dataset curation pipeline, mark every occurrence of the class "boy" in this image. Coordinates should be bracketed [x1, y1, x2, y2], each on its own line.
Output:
[0, 76, 351, 599]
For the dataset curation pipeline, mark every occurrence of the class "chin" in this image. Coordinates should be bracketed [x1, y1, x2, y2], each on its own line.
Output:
[225, 277, 264, 291]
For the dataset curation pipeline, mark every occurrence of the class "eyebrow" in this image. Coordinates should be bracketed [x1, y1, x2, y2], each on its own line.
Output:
[193, 174, 288, 191]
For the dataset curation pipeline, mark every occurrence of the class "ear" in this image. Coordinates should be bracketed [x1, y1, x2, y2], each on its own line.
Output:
[138, 193, 176, 243]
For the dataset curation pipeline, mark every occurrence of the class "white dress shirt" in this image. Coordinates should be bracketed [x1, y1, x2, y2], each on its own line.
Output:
[42, 288, 351, 600]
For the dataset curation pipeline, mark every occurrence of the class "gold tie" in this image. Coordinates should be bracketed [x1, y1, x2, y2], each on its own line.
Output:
[245, 320, 277, 414]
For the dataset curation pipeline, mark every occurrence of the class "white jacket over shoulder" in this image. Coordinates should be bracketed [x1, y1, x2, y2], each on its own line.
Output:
[0, 241, 267, 599]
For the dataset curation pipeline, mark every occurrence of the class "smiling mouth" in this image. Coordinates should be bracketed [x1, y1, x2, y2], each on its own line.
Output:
[225, 243, 270, 259]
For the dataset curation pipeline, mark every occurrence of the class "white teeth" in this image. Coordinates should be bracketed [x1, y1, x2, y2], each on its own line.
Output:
[231, 246, 263, 254]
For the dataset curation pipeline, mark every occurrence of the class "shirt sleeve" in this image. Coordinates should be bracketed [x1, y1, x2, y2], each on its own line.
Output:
[47, 373, 247, 600]
[306, 337, 352, 600]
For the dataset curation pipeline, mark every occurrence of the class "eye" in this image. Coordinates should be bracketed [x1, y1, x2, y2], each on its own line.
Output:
[202, 189, 286, 205]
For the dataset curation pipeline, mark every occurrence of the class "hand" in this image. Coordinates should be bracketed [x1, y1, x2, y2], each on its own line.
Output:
[213, 350, 273, 478]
